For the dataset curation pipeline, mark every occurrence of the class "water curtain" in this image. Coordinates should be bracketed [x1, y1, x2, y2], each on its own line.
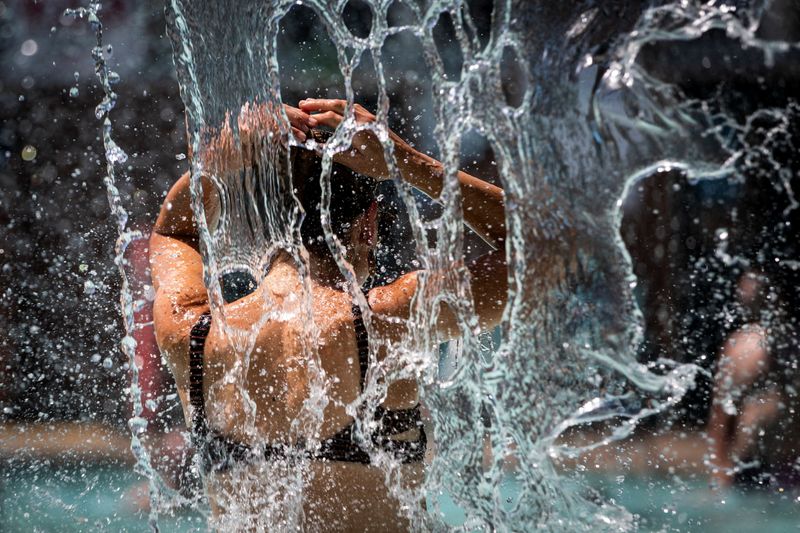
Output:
[151, 0, 792, 530]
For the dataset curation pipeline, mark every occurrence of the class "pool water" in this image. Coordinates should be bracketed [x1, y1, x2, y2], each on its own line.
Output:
[590, 474, 800, 533]
[0, 462, 203, 532]
[1, 462, 798, 531]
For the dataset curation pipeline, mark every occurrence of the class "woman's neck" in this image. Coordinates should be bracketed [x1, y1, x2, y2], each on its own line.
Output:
[271, 249, 346, 290]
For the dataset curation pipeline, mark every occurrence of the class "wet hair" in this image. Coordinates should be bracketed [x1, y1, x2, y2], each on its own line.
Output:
[221, 131, 375, 303]
[290, 129, 377, 258]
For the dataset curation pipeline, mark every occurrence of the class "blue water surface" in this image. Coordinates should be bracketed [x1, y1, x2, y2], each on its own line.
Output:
[1, 462, 798, 531]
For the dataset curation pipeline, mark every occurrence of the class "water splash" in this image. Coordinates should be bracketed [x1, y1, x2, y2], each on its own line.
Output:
[65, 3, 185, 531]
[73, 0, 799, 530]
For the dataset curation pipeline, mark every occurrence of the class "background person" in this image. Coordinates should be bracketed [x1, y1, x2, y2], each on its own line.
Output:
[707, 270, 799, 490]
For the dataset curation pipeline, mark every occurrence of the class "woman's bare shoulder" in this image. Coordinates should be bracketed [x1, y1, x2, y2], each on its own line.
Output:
[153, 172, 220, 238]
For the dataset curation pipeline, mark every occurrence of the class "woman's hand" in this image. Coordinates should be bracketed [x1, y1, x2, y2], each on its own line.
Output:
[298, 98, 414, 180]
[284, 103, 318, 142]
[205, 103, 317, 176]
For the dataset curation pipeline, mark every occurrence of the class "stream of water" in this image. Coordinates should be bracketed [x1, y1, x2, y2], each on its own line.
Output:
[73, 0, 798, 530]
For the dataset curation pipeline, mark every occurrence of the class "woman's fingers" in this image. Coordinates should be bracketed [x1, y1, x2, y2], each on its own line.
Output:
[283, 104, 317, 132]
[309, 110, 344, 129]
[292, 126, 307, 142]
[298, 98, 346, 114]
[299, 99, 380, 128]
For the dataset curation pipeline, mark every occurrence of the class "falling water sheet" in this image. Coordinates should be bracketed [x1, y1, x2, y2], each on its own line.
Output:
[68, 0, 800, 530]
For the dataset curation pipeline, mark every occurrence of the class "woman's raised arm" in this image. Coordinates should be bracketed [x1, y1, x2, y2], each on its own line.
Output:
[298, 98, 508, 341]
[298, 98, 506, 249]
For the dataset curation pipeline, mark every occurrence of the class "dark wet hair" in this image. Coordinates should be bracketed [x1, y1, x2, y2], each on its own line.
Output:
[221, 131, 376, 303]
[290, 129, 377, 257]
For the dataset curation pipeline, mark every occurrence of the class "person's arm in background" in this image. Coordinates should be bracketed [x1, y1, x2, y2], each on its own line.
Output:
[298, 99, 507, 340]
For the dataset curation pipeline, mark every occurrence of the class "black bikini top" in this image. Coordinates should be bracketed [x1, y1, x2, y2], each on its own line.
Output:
[188, 298, 426, 472]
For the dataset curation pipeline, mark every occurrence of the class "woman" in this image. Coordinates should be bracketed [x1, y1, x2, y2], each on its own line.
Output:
[150, 99, 507, 530]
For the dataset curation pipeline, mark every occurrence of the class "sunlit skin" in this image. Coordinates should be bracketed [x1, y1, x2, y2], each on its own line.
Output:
[706, 273, 781, 490]
[150, 100, 507, 530]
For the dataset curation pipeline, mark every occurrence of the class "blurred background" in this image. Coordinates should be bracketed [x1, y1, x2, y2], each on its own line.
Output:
[0, 0, 798, 530]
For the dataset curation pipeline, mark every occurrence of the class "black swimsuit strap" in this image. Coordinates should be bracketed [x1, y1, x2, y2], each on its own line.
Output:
[374, 405, 423, 435]
[317, 408, 427, 465]
[351, 299, 369, 392]
[189, 311, 212, 437]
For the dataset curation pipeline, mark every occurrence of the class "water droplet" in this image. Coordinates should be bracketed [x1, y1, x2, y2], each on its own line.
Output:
[105, 141, 128, 165]
[129, 416, 148, 435]
[175, 153, 186, 160]
[69, 87, 79, 98]
[83, 280, 96, 295]
[21, 145, 37, 161]
[121, 336, 137, 352]
[102, 357, 113, 369]
[20, 39, 38, 56]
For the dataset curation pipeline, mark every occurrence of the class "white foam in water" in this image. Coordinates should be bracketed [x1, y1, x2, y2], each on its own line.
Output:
[74, 0, 798, 530]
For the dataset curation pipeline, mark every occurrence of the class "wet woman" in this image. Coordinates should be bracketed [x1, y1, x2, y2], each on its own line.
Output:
[150, 99, 507, 530]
